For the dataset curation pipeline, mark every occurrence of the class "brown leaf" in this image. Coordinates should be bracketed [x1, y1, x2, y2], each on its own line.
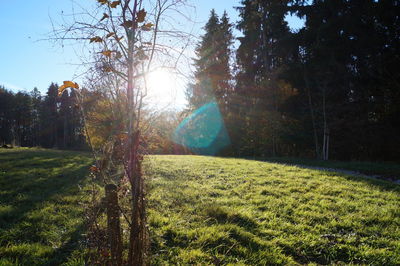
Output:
[109, 1, 120, 8]
[120, 20, 137, 28]
[90, 36, 103, 43]
[141, 23, 154, 31]
[115, 51, 122, 59]
[90, 165, 100, 172]
[115, 36, 124, 42]
[100, 13, 109, 22]
[103, 66, 114, 72]
[136, 9, 146, 23]
[97, 0, 108, 5]
[105, 32, 115, 38]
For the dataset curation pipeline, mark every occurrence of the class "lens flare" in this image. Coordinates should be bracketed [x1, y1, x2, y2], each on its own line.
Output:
[173, 101, 230, 155]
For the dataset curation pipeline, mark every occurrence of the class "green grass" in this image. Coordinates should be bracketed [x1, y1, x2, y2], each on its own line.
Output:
[145, 155, 400, 265]
[0, 148, 92, 265]
[1, 149, 399, 265]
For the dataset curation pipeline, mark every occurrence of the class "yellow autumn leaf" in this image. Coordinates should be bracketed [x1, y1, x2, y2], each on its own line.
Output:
[101, 50, 113, 57]
[58, 81, 79, 96]
[137, 9, 146, 23]
[109, 1, 120, 8]
[90, 36, 103, 43]
[58, 85, 67, 96]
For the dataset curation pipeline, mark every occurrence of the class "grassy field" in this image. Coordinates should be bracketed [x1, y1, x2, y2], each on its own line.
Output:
[0, 148, 92, 265]
[1, 149, 399, 265]
[146, 156, 400, 265]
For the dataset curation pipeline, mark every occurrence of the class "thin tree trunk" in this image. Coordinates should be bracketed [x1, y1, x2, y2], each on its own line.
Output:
[326, 129, 330, 160]
[303, 69, 320, 158]
[322, 82, 328, 160]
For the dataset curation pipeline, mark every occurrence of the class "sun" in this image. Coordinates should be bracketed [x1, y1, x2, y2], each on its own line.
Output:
[146, 69, 177, 104]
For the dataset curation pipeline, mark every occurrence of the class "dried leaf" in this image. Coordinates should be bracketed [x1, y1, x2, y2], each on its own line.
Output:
[141, 23, 154, 31]
[136, 49, 149, 60]
[115, 36, 124, 42]
[90, 36, 103, 43]
[115, 51, 122, 59]
[97, 0, 108, 5]
[136, 9, 146, 23]
[106, 32, 115, 38]
[120, 20, 136, 28]
[101, 50, 113, 57]
[109, 1, 120, 8]
[90, 165, 100, 172]
[100, 13, 109, 22]
[103, 66, 114, 72]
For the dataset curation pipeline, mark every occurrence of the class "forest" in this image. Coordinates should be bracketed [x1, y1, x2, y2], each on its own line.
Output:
[1, 0, 399, 162]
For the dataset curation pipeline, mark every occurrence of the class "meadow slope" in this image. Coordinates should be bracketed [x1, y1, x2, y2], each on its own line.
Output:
[145, 155, 400, 265]
[1, 149, 399, 265]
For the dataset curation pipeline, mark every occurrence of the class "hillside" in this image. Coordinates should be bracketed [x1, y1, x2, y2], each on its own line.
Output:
[1, 149, 399, 265]
[146, 155, 400, 265]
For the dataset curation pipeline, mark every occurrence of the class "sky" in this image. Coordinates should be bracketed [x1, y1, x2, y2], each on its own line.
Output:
[0, 0, 303, 108]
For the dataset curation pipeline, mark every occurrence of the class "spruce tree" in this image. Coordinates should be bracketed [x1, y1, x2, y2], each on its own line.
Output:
[186, 9, 233, 111]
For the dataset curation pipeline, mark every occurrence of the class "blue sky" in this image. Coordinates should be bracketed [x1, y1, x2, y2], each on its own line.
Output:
[0, 1, 303, 98]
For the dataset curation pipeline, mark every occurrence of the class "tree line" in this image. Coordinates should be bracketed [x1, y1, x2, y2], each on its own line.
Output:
[0, 83, 85, 149]
[187, 1, 400, 161]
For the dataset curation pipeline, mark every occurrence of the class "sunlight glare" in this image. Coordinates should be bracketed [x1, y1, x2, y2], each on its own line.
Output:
[146, 69, 180, 107]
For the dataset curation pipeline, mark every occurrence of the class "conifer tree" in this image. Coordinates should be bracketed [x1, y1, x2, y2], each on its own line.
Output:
[186, 10, 233, 111]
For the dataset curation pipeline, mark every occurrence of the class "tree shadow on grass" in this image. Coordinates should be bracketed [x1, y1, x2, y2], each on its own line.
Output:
[0, 149, 91, 264]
